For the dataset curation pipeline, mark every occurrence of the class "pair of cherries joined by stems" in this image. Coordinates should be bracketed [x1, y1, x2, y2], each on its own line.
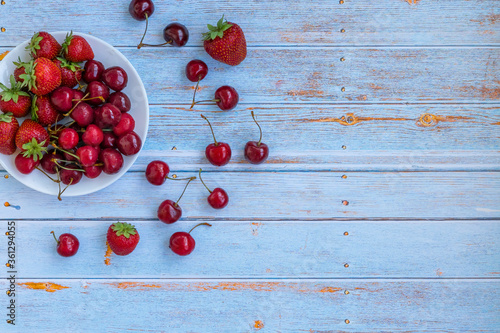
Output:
[129, 0, 189, 49]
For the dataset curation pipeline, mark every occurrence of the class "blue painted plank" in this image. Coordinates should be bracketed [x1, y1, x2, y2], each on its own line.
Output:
[2, 279, 499, 332]
[0, 0, 498, 46]
[0, 47, 498, 104]
[0, 220, 497, 279]
[1, 171, 499, 220]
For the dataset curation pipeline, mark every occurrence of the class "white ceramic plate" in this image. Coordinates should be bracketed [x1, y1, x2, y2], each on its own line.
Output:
[0, 32, 149, 196]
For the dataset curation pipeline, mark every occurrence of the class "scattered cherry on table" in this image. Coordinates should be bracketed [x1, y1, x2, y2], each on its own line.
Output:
[157, 176, 196, 224]
[191, 85, 239, 111]
[169, 223, 212, 256]
[201, 114, 231, 166]
[244, 111, 269, 164]
[199, 168, 229, 209]
[51, 231, 79, 257]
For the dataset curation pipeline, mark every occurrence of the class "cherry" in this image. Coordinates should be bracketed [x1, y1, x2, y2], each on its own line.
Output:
[145, 160, 170, 185]
[58, 128, 80, 150]
[108, 92, 131, 113]
[157, 177, 195, 224]
[186, 60, 208, 108]
[191, 86, 239, 111]
[60, 165, 83, 185]
[113, 113, 135, 137]
[129, 0, 154, 20]
[41, 151, 64, 174]
[102, 67, 128, 92]
[201, 114, 231, 166]
[94, 103, 122, 129]
[101, 132, 118, 148]
[83, 60, 105, 83]
[51, 231, 79, 257]
[70, 102, 94, 127]
[169, 223, 211, 256]
[85, 81, 110, 106]
[15, 153, 40, 174]
[63, 149, 78, 162]
[199, 169, 229, 209]
[76, 146, 99, 167]
[50, 87, 74, 113]
[138, 22, 189, 49]
[116, 131, 142, 156]
[100, 148, 124, 174]
[244, 111, 269, 164]
[83, 165, 102, 179]
[82, 124, 104, 146]
[72, 89, 85, 106]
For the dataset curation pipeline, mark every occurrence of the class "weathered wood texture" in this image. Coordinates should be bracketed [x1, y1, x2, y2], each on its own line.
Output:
[1, 171, 500, 220]
[2, 279, 499, 332]
[0, 0, 498, 46]
[0, 220, 497, 279]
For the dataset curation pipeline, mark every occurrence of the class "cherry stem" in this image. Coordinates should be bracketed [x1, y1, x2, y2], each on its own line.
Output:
[50, 231, 60, 245]
[175, 177, 196, 206]
[136, 14, 173, 49]
[35, 167, 59, 183]
[201, 114, 218, 146]
[188, 223, 212, 234]
[57, 169, 62, 201]
[65, 94, 104, 117]
[138, 41, 172, 48]
[198, 168, 212, 193]
[54, 160, 84, 172]
[51, 143, 79, 160]
[58, 178, 74, 200]
[190, 77, 202, 109]
[251, 111, 263, 146]
[166, 176, 193, 181]
[191, 99, 220, 109]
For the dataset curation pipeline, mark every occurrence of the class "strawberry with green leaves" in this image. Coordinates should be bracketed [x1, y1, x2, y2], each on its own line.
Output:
[107, 222, 140, 256]
[22, 58, 62, 96]
[61, 31, 94, 63]
[53, 57, 83, 88]
[13, 58, 31, 87]
[0, 113, 19, 155]
[15, 119, 49, 161]
[0, 76, 31, 117]
[203, 16, 247, 66]
[25, 31, 61, 60]
[31, 95, 60, 127]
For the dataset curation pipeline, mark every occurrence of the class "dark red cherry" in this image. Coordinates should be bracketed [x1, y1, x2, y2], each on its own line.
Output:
[108, 92, 131, 113]
[157, 177, 195, 224]
[99, 148, 124, 175]
[129, 0, 154, 21]
[145, 160, 170, 186]
[101, 132, 118, 148]
[72, 89, 85, 106]
[113, 113, 135, 137]
[163, 23, 189, 47]
[244, 111, 269, 164]
[198, 169, 229, 209]
[85, 81, 109, 106]
[102, 67, 128, 92]
[15, 153, 39, 174]
[169, 223, 211, 256]
[201, 115, 231, 166]
[70, 102, 94, 127]
[116, 131, 142, 156]
[50, 87, 74, 113]
[60, 165, 83, 185]
[82, 124, 104, 146]
[83, 165, 102, 179]
[83, 60, 105, 83]
[94, 103, 122, 129]
[214, 86, 239, 111]
[51, 231, 79, 257]
[41, 151, 63, 174]
[186, 60, 208, 82]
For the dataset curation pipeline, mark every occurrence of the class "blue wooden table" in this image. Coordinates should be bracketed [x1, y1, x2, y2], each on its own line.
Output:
[1, 0, 500, 331]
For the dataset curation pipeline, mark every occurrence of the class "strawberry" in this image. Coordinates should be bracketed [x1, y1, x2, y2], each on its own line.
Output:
[31, 95, 60, 127]
[25, 31, 61, 60]
[13, 58, 31, 87]
[61, 32, 94, 63]
[15, 119, 49, 161]
[53, 57, 83, 88]
[0, 113, 19, 155]
[107, 222, 140, 256]
[0, 76, 31, 117]
[203, 16, 247, 66]
[23, 58, 62, 96]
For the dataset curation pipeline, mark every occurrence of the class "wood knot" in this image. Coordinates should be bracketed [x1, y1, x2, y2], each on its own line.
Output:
[339, 113, 359, 126]
[417, 113, 438, 127]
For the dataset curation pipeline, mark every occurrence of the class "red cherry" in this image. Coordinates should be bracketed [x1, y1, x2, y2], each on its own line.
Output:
[60, 165, 83, 186]
[82, 124, 104, 146]
[191, 86, 239, 111]
[138, 22, 189, 49]
[186, 60, 208, 82]
[51, 231, 79, 257]
[201, 115, 231, 166]
[15, 153, 40, 174]
[157, 177, 195, 224]
[198, 169, 228, 209]
[83, 165, 102, 179]
[85, 81, 109, 106]
[244, 111, 269, 164]
[116, 131, 142, 156]
[101, 132, 118, 148]
[99, 148, 124, 174]
[76, 146, 99, 167]
[41, 151, 63, 174]
[129, 0, 154, 21]
[70, 102, 94, 127]
[113, 113, 135, 137]
[145, 160, 170, 186]
[72, 89, 85, 106]
[83, 60, 105, 83]
[50, 87, 74, 113]
[102, 66, 128, 92]
[94, 103, 122, 129]
[58, 128, 79, 150]
[169, 223, 211, 256]
[108, 92, 131, 113]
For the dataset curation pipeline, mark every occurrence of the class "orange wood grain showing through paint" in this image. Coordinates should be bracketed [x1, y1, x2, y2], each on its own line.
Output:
[405, 0, 421, 4]
[0, 51, 9, 61]
[254, 320, 265, 330]
[18, 282, 70, 292]
[104, 242, 112, 265]
[106, 282, 161, 290]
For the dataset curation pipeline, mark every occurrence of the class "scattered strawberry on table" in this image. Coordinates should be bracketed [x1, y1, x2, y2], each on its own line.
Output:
[203, 15, 247, 66]
[107, 222, 140, 256]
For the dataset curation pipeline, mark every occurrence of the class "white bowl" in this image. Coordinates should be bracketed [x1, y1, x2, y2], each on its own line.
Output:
[0, 32, 149, 196]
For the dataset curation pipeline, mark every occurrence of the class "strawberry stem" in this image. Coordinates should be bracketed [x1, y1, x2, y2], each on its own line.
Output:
[50, 231, 60, 245]
[188, 223, 212, 234]
[201, 114, 218, 146]
[198, 168, 212, 193]
[175, 177, 196, 206]
[251, 111, 263, 146]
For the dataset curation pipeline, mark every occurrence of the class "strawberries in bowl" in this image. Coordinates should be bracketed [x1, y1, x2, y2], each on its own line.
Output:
[0, 31, 149, 198]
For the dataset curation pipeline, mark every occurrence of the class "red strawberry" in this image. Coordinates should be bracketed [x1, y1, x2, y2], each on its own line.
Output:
[107, 222, 140, 256]
[0, 76, 31, 117]
[15, 119, 49, 161]
[61, 32, 94, 63]
[13, 58, 31, 87]
[0, 113, 19, 155]
[25, 31, 61, 60]
[23, 58, 62, 96]
[203, 16, 247, 66]
[53, 57, 83, 88]
[31, 95, 60, 127]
